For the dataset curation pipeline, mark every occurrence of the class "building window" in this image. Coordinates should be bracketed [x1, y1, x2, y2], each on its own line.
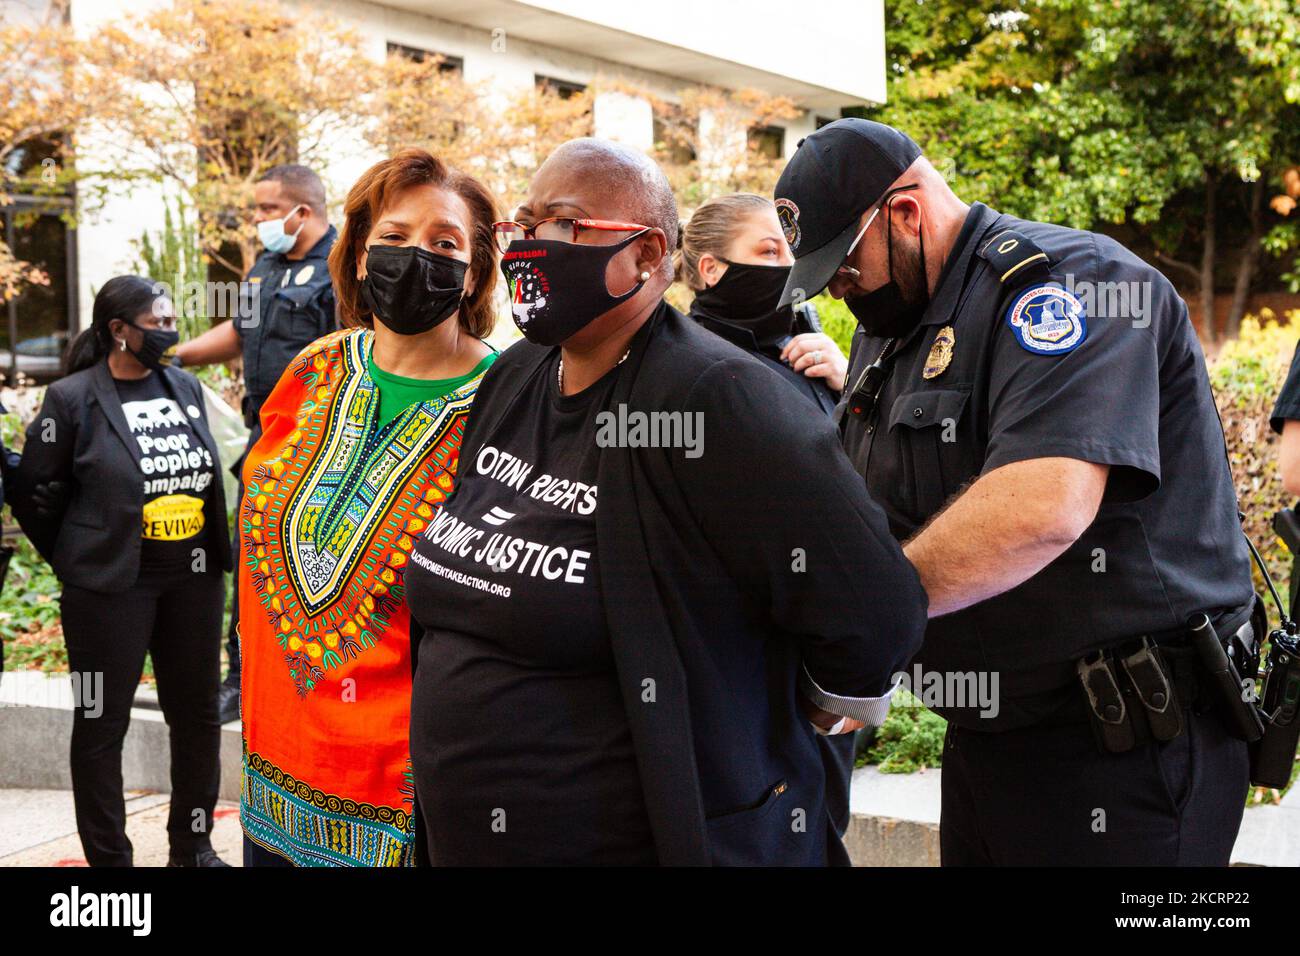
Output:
[3, 137, 75, 385]
[815, 115, 837, 129]
[2, 206, 75, 385]
[387, 42, 463, 75]
[535, 75, 587, 100]
[653, 113, 696, 167]
[747, 124, 785, 161]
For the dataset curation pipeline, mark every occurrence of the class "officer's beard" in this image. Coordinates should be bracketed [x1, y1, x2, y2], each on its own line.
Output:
[846, 224, 930, 339]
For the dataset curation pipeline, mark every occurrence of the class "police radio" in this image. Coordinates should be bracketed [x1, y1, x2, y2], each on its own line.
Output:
[1241, 510, 1300, 789]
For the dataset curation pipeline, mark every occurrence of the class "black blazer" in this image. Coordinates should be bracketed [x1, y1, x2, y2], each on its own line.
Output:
[451, 302, 927, 865]
[11, 360, 233, 592]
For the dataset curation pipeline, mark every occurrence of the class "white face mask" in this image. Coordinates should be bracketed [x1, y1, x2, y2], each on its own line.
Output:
[256, 205, 305, 254]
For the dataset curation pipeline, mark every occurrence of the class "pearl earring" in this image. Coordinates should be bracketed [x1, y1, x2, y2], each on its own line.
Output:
[118, 338, 126, 351]
[639, 271, 650, 280]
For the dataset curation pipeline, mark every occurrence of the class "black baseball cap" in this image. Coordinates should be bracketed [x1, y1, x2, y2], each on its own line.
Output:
[775, 119, 922, 307]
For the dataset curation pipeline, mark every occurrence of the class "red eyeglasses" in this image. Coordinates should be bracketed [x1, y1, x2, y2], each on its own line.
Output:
[492, 217, 649, 254]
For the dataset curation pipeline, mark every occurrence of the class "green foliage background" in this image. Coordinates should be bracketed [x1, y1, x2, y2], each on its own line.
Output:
[866, 0, 1300, 308]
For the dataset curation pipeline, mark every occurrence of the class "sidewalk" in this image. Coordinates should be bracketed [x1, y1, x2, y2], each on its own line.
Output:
[0, 789, 242, 867]
[2, 772, 1295, 866]
[3, 671, 1296, 866]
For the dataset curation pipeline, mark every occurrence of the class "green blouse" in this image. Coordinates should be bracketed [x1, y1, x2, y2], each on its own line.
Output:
[366, 347, 497, 429]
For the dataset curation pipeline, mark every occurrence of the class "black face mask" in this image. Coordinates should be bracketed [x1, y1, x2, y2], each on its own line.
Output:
[846, 200, 930, 339]
[501, 232, 648, 347]
[690, 261, 794, 347]
[127, 324, 180, 371]
[360, 244, 467, 336]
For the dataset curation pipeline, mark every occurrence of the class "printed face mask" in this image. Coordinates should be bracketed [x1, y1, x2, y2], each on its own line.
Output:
[359, 244, 467, 336]
[257, 205, 306, 255]
[127, 324, 181, 371]
[691, 261, 794, 346]
[846, 202, 930, 339]
[500, 231, 648, 347]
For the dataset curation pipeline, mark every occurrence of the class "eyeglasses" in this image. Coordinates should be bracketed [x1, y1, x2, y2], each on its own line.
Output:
[492, 217, 649, 254]
[835, 184, 920, 280]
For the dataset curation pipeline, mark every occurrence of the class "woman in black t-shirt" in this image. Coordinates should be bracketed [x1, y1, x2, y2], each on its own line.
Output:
[404, 140, 927, 866]
[11, 276, 231, 867]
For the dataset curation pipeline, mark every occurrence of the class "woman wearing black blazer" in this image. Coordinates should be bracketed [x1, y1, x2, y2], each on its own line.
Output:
[12, 275, 233, 867]
[403, 140, 928, 866]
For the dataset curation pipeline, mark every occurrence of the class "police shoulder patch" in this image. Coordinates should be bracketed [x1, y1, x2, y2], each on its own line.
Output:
[1004, 282, 1087, 356]
[775, 197, 801, 250]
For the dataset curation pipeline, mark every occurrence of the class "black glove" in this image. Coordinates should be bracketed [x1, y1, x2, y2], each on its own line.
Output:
[32, 480, 70, 517]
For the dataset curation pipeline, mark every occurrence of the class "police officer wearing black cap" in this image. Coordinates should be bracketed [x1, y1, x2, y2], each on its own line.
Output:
[775, 118, 1255, 865]
[177, 163, 338, 723]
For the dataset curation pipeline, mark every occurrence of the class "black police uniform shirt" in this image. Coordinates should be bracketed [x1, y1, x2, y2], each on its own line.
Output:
[838, 201, 1253, 727]
[112, 371, 218, 572]
[689, 301, 839, 416]
[405, 351, 656, 865]
[1269, 342, 1300, 433]
[238, 225, 338, 420]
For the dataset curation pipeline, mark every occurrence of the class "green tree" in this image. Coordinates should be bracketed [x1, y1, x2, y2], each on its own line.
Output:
[133, 197, 208, 343]
[0, 0, 101, 303]
[871, 0, 1300, 340]
[1041, 0, 1300, 340]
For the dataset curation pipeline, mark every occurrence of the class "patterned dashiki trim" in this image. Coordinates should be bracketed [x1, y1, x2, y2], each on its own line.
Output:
[241, 750, 415, 868]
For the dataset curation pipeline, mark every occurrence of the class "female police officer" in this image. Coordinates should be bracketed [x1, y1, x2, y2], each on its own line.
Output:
[678, 192, 847, 415]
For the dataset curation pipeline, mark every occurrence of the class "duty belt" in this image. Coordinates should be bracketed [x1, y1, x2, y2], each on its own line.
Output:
[1076, 617, 1254, 754]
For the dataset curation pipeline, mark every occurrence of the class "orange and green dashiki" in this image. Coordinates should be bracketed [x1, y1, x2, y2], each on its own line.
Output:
[238, 327, 486, 866]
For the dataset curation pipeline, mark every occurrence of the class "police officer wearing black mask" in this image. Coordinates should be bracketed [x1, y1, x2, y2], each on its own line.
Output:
[679, 193, 847, 416]
[177, 163, 338, 723]
[776, 119, 1255, 865]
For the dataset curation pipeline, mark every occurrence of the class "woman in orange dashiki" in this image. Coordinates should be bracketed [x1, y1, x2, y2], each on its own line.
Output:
[238, 149, 499, 866]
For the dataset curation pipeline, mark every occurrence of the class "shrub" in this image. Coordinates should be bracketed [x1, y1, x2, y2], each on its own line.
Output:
[1209, 309, 1299, 612]
[813, 293, 855, 356]
[859, 689, 947, 773]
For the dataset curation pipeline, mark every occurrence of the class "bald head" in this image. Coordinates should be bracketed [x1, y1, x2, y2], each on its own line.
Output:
[895, 155, 962, 203]
[539, 138, 679, 279]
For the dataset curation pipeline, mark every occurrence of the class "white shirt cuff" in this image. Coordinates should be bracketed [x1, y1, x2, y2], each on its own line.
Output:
[800, 663, 899, 727]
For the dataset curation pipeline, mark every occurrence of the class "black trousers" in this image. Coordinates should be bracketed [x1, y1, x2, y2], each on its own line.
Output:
[939, 692, 1250, 866]
[60, 566, 225, 867]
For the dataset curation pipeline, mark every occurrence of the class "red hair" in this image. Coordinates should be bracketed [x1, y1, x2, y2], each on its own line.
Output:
[329, 148, 499, 337]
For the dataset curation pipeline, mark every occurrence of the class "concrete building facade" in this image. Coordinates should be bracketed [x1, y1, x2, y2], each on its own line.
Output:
[2, 0, 885, 377]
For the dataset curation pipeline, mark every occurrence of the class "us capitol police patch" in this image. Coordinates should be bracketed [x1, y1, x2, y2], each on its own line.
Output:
[1005, 282, 1087, 355]
[775, 197, 801, 251]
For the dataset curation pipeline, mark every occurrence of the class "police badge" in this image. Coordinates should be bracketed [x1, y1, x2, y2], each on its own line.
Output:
[923, 326, 955, 379]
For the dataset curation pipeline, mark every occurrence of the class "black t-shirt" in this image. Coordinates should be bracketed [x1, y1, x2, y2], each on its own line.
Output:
[113, 372, 217, 572]
[405, 352, 656, 865]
